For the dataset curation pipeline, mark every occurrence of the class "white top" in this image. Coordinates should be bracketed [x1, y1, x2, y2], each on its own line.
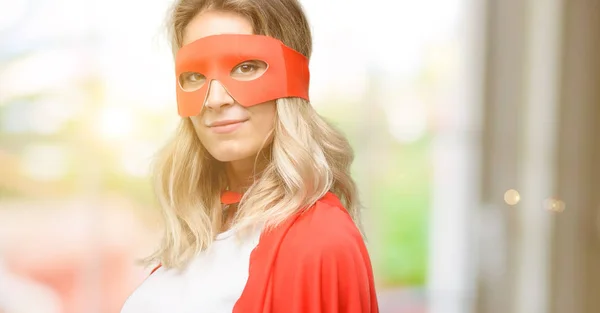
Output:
[120, 227, 262, 313]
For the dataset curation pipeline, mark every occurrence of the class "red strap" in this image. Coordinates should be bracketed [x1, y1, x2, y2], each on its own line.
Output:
[150, 264, 162, 275]
[221, 190, 243, 205]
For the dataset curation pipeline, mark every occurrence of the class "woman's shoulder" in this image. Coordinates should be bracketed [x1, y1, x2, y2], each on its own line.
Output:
[283, 192, 365, 255]
[266, 191, 373, 284]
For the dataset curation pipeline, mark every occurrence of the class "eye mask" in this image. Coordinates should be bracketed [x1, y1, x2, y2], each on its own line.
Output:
[175, 34, 310, 117]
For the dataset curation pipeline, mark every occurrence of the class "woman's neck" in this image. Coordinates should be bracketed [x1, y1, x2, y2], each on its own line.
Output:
[225, 159, 255, 193]
[223, 147, 271, 193]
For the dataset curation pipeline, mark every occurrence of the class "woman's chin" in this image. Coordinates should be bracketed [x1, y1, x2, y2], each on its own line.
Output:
[209, 147, 256, 163]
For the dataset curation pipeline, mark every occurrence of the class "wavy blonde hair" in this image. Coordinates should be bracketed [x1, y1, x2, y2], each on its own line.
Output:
[147, 0, 362, 269]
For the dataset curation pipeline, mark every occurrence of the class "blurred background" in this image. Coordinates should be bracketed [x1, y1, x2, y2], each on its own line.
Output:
[0, 0, 598, 312]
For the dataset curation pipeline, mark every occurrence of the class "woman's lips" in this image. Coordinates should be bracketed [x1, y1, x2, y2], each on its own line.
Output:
[208, 119, 248, 134]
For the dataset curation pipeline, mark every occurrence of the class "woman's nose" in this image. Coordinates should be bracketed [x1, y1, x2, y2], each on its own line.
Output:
[204, 80, 235, 110]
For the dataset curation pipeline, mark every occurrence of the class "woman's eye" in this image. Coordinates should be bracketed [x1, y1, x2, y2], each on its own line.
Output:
[179, 72, 206, 92]
[188, 73, 204, 81]
[230, 60, 268, 81]
[236, 64, 256, 74]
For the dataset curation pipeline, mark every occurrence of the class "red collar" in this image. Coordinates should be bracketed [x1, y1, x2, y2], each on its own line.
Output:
[221, 190, 243, 205]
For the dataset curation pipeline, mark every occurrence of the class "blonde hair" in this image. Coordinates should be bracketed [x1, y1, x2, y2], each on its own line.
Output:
[147, 0, 362, 269]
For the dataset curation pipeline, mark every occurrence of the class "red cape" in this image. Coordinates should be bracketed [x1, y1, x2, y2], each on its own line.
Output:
[152, 192, 379, 312]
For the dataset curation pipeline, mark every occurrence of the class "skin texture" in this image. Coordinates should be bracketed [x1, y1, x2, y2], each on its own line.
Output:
[182, 10, 276, 191]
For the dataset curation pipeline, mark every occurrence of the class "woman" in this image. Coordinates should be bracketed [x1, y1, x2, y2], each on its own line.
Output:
[121, 0, 379, 312]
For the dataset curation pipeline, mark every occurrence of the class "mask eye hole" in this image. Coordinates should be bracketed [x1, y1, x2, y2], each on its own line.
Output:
[230, 60, 268, 81]
[179, 72, 206, 92]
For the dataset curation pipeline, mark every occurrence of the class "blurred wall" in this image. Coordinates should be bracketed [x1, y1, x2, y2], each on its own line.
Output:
[551, 1, 600, 313]
[475, 0, 600, 313]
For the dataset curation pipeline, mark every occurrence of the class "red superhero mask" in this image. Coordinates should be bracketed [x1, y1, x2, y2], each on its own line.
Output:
[175, 34, 310, 117]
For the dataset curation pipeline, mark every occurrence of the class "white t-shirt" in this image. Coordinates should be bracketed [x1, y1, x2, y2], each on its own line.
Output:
[120, 227, 262, 313]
